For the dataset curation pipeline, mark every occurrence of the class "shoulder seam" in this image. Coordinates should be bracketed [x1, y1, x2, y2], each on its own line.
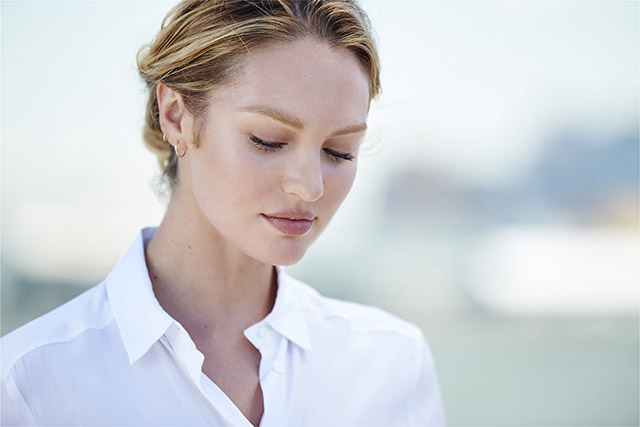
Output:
[3, 315, 115, 371]
[300, 305, 422, 343]
[285, 274, 422, 342]
[1, 361, 38, 424]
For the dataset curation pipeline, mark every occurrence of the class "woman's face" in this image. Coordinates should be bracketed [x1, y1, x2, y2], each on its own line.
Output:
[184, 38, 370, 266]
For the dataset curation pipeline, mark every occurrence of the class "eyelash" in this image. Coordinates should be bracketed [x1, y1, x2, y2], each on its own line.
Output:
[250, 135, 283, 152]
[249, 135, 354, 162]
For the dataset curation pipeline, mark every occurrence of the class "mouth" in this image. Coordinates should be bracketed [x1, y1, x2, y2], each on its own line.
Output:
[261, 210, 316, 236]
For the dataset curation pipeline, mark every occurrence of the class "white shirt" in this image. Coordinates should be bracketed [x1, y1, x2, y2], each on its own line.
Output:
[1, 227, 445, 426]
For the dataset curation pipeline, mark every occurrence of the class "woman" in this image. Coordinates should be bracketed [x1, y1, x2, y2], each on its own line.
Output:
[1, 1, 444, 425]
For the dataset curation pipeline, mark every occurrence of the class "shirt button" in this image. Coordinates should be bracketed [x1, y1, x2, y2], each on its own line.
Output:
[259, 326, 270, 339]
[272, 362, 285, 373]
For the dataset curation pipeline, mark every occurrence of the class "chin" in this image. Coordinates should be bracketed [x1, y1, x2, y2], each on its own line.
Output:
[257, 240, 311, 267]
[268, 248, 308, 267]
[275, 254, 306, 267]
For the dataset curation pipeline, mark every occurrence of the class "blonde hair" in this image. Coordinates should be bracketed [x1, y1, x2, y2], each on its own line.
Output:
[137, 0, 381, 190]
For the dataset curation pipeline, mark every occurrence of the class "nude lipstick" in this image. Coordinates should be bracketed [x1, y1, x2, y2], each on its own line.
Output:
[262, 210, 316, 236]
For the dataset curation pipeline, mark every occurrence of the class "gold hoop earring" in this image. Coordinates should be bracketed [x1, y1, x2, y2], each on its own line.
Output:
[162, 133, 167, 143]
[174, 144, 187, 158]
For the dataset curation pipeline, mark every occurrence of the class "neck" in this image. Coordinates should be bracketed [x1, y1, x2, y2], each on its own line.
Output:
[144, 185, 277, 340]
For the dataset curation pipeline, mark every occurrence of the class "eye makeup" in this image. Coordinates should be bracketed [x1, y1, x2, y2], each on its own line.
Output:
[324, 148, 355, 162]
[249, 135, 285, 152]
[248, 135, 355, 163]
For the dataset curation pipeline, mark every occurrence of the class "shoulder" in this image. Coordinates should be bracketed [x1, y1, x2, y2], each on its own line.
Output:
[284, 273, 425, 347]
[281, 274, 445, 424]
[1, 282, 113, 371]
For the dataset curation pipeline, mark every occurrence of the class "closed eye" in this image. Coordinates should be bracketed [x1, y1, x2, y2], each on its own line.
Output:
[250, 135, 285, 152]
[324, 148, 354, 162]
[251, 135, 353, 162]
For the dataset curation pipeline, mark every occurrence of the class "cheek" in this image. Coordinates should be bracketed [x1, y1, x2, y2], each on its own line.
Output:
[189, 143, 280, 215]
[323, 161, 358, 207]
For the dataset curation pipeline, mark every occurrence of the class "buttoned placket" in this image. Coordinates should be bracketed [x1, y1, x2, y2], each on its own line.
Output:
[244, 321, 291, 427]
[161, 320, 292, 427]
[161, 322, 251, 426]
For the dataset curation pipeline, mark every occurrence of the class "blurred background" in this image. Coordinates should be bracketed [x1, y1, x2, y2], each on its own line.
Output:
[2, 1, 638, 425]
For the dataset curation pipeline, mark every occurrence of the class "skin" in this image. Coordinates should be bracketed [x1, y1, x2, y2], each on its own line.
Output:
[145, 38, 370, 426]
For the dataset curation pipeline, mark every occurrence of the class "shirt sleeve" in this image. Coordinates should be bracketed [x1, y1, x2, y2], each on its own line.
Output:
[1, 364, 37, 426]
[409, 336, 446, 426]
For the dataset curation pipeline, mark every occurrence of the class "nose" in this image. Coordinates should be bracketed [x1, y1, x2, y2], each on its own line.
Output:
[281, 151, 324, 203]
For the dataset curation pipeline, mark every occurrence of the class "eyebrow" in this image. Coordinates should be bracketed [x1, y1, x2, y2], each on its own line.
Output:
[238, 105, 367, 137]
[328, 121, 368, 137]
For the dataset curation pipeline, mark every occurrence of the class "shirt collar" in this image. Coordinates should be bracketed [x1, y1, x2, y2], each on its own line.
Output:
[106, 228, 314, 365]
[264, 266, 314, 351]
[106, 227, 174, 365]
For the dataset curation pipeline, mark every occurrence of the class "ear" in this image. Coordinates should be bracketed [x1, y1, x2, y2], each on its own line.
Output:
[157, 83, 195, 150]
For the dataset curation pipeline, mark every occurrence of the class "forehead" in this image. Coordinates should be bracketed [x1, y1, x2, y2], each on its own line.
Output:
[212, 38, 371, 129]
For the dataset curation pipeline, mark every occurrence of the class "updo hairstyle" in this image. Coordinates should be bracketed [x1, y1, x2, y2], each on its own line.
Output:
[137, 0, 380, 191]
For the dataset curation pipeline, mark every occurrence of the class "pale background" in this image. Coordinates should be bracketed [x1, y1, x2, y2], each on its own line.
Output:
[1, 1, 638, 425]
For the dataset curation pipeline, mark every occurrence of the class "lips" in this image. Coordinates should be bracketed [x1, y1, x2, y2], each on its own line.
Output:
[262, 209, 316, 236]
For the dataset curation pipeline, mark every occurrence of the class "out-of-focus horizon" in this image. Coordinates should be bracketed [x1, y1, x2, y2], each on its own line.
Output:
[2, 1, 638, 426]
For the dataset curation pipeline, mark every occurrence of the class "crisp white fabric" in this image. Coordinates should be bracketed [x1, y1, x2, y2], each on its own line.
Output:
[1, 227, 445, 426]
